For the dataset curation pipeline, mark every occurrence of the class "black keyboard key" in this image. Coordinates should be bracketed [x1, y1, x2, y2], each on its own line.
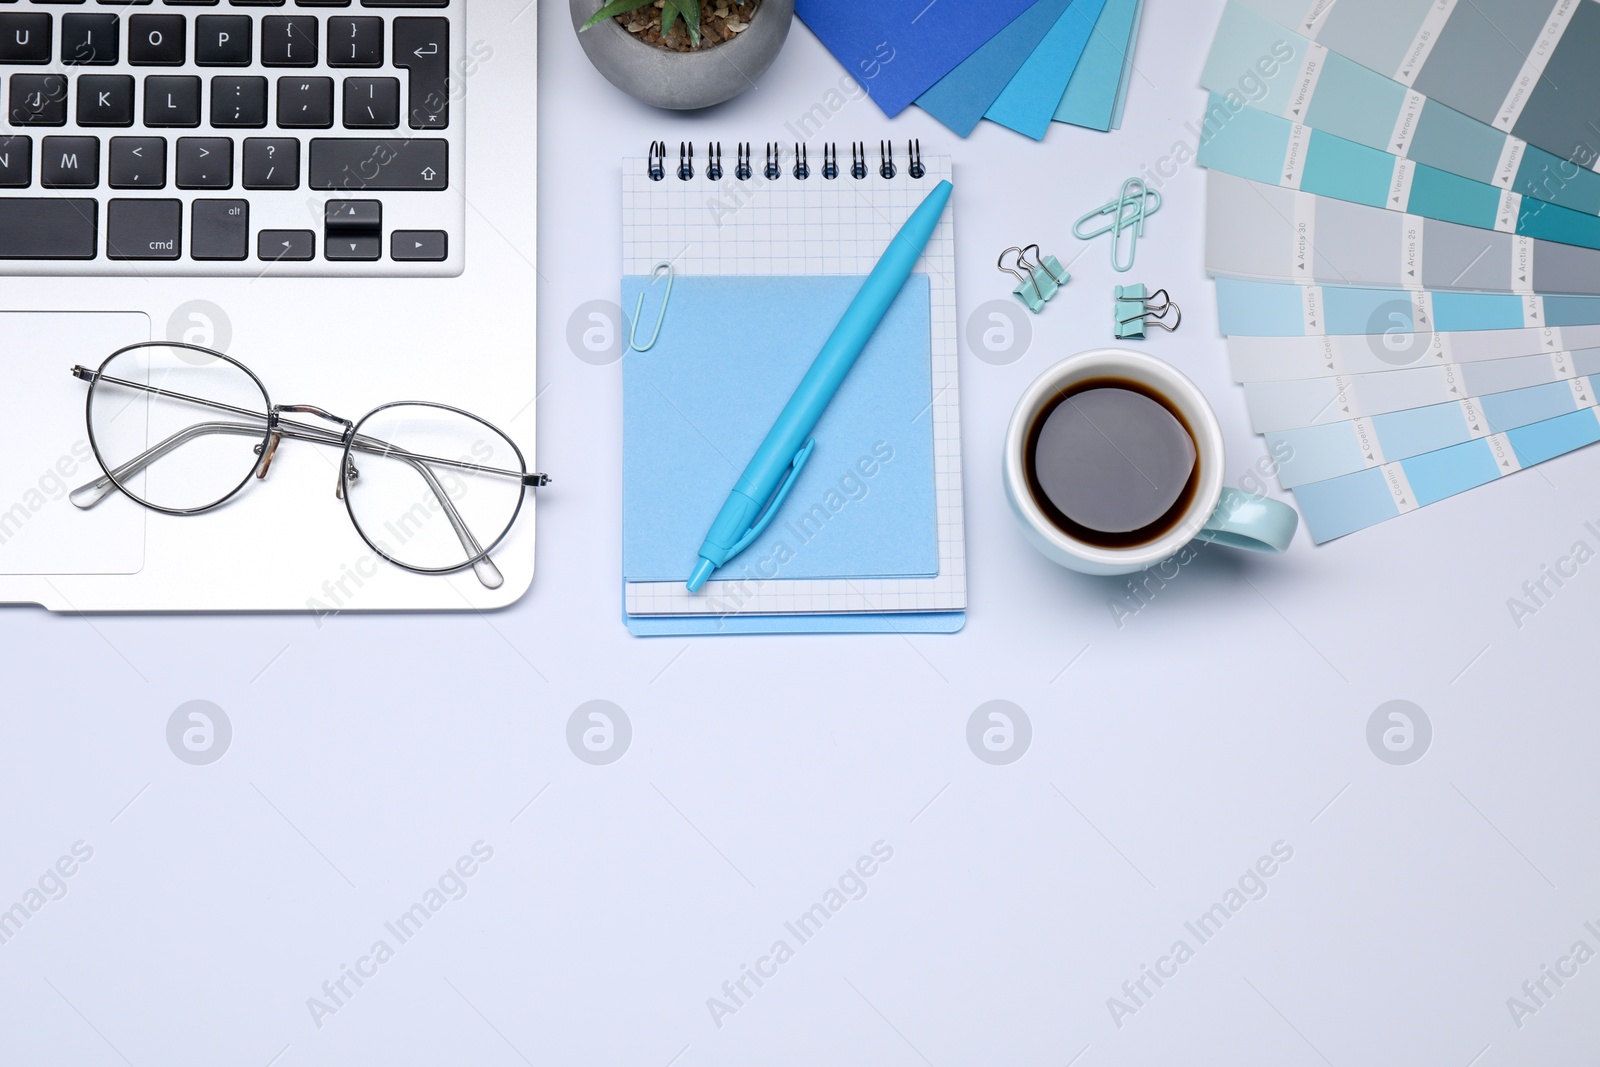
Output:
[362, 0, 445, 6]
[308, 137, 444, 190]
[342, 76, 396, 128]
[194, 13, 248, 62]
[107, 197, 180, 258]
[324, 198, 377, 229]
[261, 13, 314, 64]
[163, 0, 221, 6]
[191, 198, 246, 259]
[175, 135, 230, 187]
[0, 199, 96, 259]
[391, 229, 444, 261]
[127, 13, 183, 62]
[40, 134, 98, 187]
[108, 134, 165, 186]
[295, 0, 349, 6]
[228, 0, 285, 5]
[77, 74, 134, 126]
[276, 76, 332, 127]
[325, 233, 379, 260]
[258, 228, 313, 260]
[241, 135, 296, 187]
[0, 136, 30, 188]
[144, 74, 200, 125]
[61, 12, 118, 63]
[8, 73, 67, 125]
[392, 16, 446, 129]
[327, 14, 379, 65]
[210, 74, 265, 126]
[0, 13, 52, 62]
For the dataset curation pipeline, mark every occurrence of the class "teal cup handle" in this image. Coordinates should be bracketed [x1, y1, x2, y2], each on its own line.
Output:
[1195, 488, 1299, 553]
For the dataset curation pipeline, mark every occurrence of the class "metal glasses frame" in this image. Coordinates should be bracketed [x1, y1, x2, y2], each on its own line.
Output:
[69, 342, 550, 589]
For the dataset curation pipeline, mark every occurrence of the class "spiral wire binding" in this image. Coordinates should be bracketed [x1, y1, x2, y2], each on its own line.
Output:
[643, 141, 932, 183]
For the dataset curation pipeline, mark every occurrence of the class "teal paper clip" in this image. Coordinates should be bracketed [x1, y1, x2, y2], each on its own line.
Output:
[1114, 284, 1181, 339]
[1075, 178, 1161, 273]
[998, 244, 1070, 314]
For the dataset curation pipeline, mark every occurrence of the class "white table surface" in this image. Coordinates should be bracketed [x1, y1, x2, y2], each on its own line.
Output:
[4, 1, 1598, 1063]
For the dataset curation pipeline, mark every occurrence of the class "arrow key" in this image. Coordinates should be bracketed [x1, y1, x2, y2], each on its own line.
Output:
[326, 234, 381, 261]
[108, 135, 167, 188]
[257, 229, 314, 262]
[391, 229, 445, 261]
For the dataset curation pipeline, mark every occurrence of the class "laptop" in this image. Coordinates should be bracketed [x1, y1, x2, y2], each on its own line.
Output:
[0, 0, 540, 612]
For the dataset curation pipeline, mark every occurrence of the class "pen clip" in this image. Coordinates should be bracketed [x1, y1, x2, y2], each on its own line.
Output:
[727, 438, 815, 558]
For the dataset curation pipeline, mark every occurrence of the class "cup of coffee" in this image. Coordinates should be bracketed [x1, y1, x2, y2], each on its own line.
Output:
[1003, 349, 1298, 576]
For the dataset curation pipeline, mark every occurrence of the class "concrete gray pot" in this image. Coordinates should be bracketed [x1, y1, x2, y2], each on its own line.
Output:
[571, 0, 794, 110]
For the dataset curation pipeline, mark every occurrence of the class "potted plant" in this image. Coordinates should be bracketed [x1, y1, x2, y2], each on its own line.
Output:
[571, 0, 794, 110]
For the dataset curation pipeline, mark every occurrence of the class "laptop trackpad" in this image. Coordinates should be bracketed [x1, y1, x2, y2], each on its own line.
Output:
[1, 312, 148, 575]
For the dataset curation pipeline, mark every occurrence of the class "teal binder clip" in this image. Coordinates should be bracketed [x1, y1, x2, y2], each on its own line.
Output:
[1114, 285, 1181, 339]
[1075, 178, 1162, 273]
[999, 244, 1070, 314]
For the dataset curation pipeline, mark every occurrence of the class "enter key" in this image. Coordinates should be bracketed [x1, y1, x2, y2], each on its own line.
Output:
[393, 17, 449, 130]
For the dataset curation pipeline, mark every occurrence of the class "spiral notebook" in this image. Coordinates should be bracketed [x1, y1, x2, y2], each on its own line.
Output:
[620, 142, 967, 636]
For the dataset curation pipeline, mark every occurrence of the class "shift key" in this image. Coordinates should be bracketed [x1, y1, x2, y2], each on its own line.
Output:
[308, 138, 447, 191]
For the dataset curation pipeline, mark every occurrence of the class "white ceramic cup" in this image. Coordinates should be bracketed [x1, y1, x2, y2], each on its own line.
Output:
[1003, 349, 1298, 576]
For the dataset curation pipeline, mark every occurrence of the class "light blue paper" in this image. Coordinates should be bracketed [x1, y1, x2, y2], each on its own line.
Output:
[1053, 0, 1141, 132]
[917, 0, 1072, 138]
[622, 274, 937, 585]
[986, 0, 1109, 140]
[625, 609, 966, 637]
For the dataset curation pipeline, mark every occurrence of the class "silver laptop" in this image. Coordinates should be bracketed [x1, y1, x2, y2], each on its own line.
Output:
[0, 0, 540, 612]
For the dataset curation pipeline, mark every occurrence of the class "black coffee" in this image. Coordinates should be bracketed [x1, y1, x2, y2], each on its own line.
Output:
[1024, 378, 1199, 548]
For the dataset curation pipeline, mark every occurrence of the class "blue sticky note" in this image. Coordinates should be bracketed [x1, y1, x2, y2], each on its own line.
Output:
[986, 0, 1109, 140]
[794, 0, 1034, 118]
[622, 274, 937, 585]
[917, 0, 1072, 138]
[1054, 0, 1141, 132]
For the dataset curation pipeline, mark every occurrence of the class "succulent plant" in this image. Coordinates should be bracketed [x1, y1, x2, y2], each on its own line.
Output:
[582, 0, 707, 47]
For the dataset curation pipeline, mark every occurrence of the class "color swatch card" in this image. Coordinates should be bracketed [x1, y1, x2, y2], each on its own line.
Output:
[1293, 405, 1600, 542]
[1055, 0, 1144, 132]
[1214, 277, 1600, 337]
[1230, 323, 1600, 382]
[1203, 3, 1600, 219]
[1268, 375, 1600, 488]
[1206, 172, 1600, 295]
[620, 144, 966, 635]
[985, 0, 1109, 140]
[917, 0, 1073, 138]
[793, 0, 1033, 118]
[1237, 0, 1600, 170]
[1198, 96, 1600, 252]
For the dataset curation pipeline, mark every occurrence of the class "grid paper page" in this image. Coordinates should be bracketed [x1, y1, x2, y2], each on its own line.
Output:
[622, 151, 966, 618]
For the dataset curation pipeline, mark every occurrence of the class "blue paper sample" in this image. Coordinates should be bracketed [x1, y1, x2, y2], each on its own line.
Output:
[1053, 0, 1142, 132]
[622, 273, 937, 585]
[986, 0, 1108, 140]
[794, 0, 1034, 119]
[916, 0, 1072, 138]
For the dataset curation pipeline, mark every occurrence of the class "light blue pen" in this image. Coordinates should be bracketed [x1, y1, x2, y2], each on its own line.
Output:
[686, 178, 954, 592]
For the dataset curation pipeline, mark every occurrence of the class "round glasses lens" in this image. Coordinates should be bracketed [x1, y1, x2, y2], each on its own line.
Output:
[343, 404, 526, 573]
[87, 344, 270, 513]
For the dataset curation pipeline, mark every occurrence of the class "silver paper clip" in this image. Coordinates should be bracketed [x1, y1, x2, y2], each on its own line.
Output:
[1074, 178, 1162, 273]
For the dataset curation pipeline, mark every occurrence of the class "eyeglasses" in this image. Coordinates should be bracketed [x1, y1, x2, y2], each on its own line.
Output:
[69, 342, 549, 589]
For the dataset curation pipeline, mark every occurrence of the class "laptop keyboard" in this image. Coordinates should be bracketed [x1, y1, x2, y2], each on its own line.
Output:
[0, 0, 464, 275]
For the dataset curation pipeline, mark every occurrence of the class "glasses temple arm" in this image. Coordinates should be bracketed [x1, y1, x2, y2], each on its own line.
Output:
[71, 420, 507, 589]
